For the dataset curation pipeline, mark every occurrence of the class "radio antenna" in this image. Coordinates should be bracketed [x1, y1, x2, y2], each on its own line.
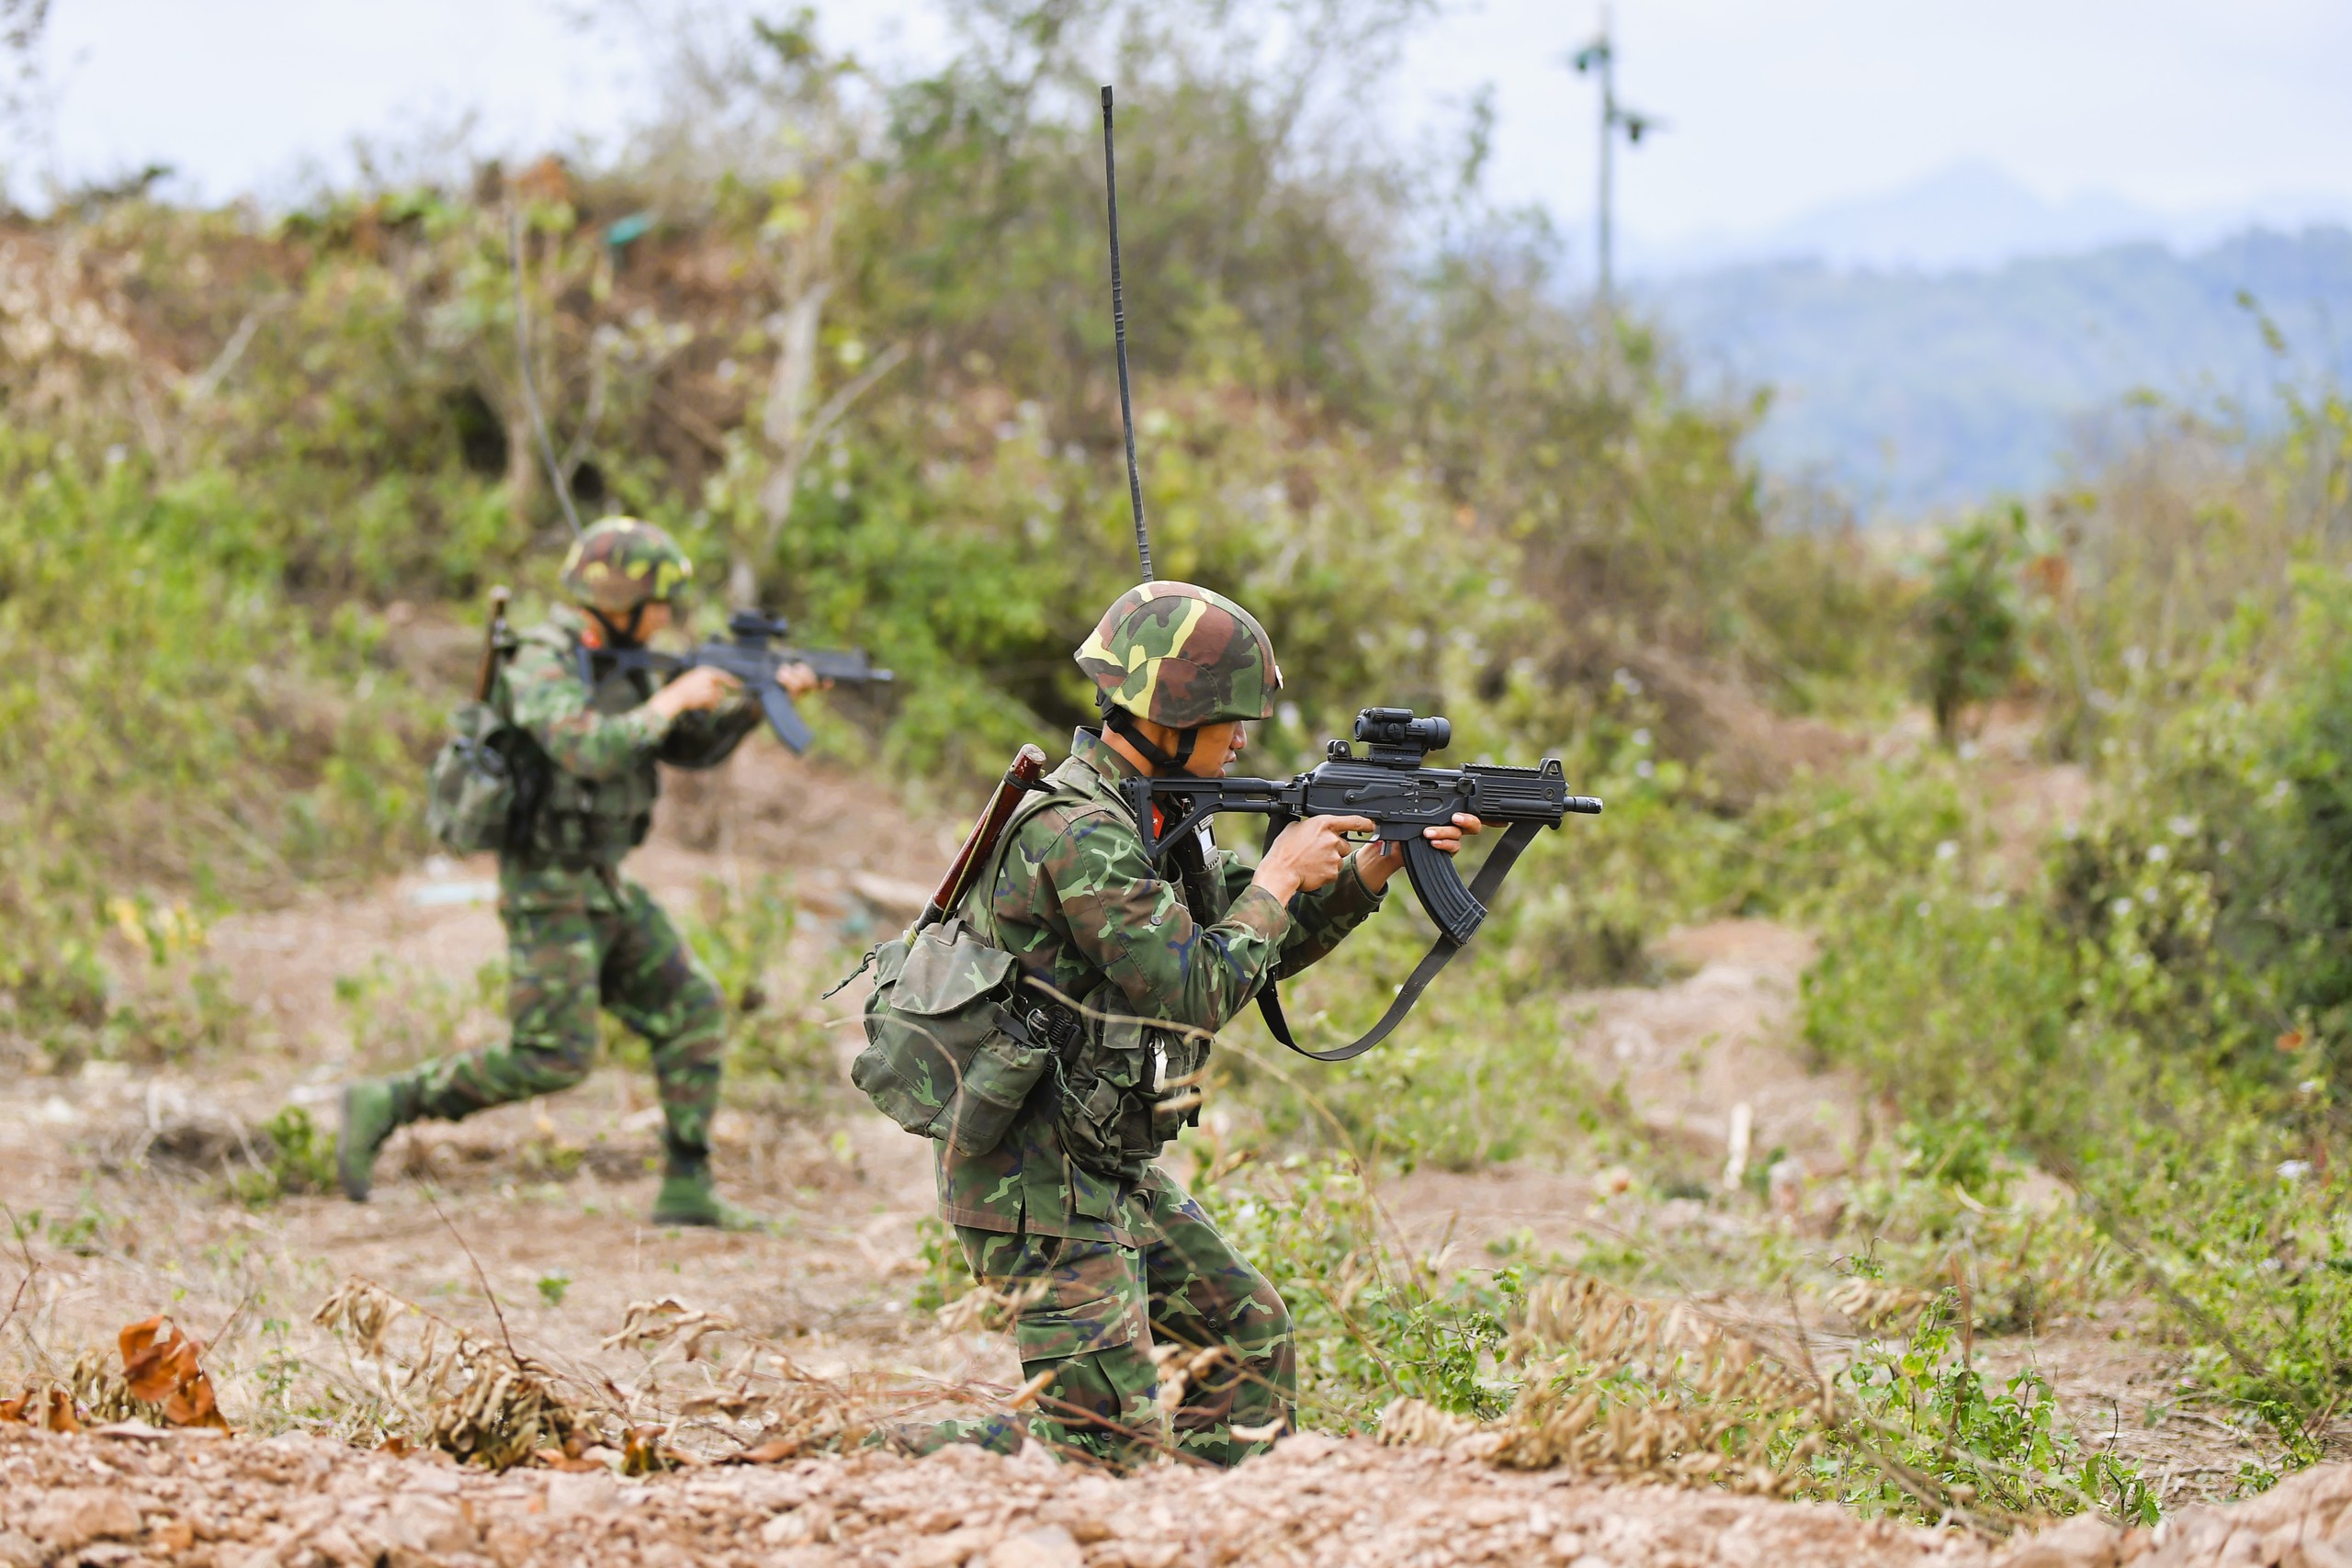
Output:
[510, 204, 583, 540]
[1100, 85, 1152, 582]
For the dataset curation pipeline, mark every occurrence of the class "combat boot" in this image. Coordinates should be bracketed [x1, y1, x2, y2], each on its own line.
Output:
[337, 1077, 416, 1201]
[650, 1165, 772, 1232]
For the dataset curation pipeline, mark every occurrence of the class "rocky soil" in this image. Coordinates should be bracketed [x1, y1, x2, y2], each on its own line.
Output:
[6, 1427, 2351, 1568]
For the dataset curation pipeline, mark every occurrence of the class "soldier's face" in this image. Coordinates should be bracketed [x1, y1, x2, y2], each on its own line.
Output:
[1182, 721, 1247, 778]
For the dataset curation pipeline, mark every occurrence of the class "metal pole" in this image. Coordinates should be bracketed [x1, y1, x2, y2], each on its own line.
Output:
[1597, 7, 1614, 308]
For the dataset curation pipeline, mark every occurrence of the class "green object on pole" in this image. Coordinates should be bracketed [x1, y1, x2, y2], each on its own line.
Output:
[605, 210, 655, 249]
[1570, 8, 1663, 310]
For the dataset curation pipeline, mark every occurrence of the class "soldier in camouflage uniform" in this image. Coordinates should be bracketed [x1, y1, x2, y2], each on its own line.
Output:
[929, 582, 1480, 1468]
[336, 517, 822, 1230]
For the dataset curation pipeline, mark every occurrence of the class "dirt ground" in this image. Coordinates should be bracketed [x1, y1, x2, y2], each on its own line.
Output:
[5, 1427, 2349, 1568]
[0, 737, 2297, 1562]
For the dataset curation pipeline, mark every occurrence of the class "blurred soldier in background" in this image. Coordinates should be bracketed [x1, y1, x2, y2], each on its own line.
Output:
[337, 517, 820, 1230]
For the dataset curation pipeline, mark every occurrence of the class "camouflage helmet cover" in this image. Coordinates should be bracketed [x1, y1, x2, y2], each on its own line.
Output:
[560, 516, 694, 613]
[1075, 581, 1283, 728]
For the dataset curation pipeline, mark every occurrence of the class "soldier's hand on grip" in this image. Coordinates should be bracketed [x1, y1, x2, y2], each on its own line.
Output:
[1356, 812, 1484, 892]
[1253, 814, 1375, 902]
[648, 665, 741, 718]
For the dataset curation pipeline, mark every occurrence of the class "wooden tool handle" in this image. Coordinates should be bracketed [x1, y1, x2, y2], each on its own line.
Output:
[917, 743, 1050, 932]
[473, 585, 512, 702]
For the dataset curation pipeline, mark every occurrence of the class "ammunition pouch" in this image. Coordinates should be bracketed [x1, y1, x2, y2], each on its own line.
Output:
[1053, 1011, 1209, 1180]
[523, 763, 656, 864]
[425, 702, 548, 856]
[849, 918, 1057, 1156]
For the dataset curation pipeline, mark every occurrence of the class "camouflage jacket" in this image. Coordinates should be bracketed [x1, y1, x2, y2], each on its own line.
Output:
[935, 728, 1385, 1242]
[494, 605, 759, 913]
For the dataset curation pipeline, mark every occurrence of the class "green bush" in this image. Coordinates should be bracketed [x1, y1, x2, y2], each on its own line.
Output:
[1917, 506, 2027, 744]
[1804, 562, 2352, 1465]
[0, 435, 435, 1056]
[232, 1107, 340, 1207]
[1192, 1156, 1520, 1426]
[1814, 1290, 2157, 1525]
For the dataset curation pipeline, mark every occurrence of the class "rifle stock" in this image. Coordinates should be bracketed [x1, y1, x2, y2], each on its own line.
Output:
[917, 744, 1050, 933]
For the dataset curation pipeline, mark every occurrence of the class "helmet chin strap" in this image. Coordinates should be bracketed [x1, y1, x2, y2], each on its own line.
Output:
[586, 603, 650, 648]
[1101, 698, 1198, 773]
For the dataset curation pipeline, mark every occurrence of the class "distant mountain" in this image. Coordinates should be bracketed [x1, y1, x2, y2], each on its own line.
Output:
[1636, 226, 2352, 516]
[1627, 161, 2352, 277]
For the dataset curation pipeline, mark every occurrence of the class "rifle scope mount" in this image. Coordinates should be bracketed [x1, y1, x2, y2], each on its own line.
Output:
[1349, 707, 1452, 765]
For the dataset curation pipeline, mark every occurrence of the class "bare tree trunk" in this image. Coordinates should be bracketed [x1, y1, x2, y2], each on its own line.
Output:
[732, 280, 829, 608]
[757, 283, 832, 527]
[504, 402, 539, 536]
[729, 190, 841, 609]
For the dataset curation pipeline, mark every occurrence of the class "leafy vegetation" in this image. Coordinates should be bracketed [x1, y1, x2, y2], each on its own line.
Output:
[1802, 377, 2352, 1471]
[6, 0, 2352, 1534]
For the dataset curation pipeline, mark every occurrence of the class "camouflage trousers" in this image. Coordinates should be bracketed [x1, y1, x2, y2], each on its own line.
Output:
[944, 1175, 1295, 1470]
[393, 877, 728, 1166]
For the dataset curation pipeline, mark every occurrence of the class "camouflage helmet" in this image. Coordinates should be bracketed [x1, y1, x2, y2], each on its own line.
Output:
[1075, 581, 1283, 728]
[560, 517, 693, 613]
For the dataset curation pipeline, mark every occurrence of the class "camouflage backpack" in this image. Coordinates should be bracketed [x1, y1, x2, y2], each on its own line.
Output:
[423, 624, 550, 857]
[849, 761, 1213, 1177]
[847, 788, 1074, 1156]
[424, 700, 521, 855]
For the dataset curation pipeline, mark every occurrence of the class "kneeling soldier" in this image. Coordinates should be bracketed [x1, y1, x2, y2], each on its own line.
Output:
[337, 517, 820, 1230]
[936, 582, 1479, 1467]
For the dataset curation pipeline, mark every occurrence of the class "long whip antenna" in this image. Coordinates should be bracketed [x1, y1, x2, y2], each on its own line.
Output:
[509, 204, 583, 540]
[1100, 85, 1152, 582]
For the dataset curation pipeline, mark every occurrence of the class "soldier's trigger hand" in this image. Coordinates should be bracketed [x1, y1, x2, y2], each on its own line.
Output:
[648, 665, 741, 719]
[1252, 815, 1374, 903]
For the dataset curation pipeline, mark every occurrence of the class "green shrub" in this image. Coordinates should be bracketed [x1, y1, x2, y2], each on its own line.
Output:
[1917, 507, 2028, 745]
[1193, 1156, 1520, 1426]
[1815, 1290, 2158, 1525]
[231, 1107, 339, 1207]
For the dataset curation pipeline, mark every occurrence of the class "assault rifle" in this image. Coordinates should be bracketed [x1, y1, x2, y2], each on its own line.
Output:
[583, 609, 891, 754]
[1125, 706, 1602, 1061]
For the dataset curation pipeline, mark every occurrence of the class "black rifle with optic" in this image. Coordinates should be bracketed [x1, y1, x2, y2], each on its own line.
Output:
[582, 609, 892, 755]
[1124, 707, 1601, 1061]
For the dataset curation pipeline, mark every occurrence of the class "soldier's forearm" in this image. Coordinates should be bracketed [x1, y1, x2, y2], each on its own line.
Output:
[1107, 884, 1291, 1032]
[531, 705, 674, 780]
[1274, 857, 1385, 975]
[656, 701, 761, 769]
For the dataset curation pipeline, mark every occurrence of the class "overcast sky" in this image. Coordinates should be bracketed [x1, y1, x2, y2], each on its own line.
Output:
[23, 0, 2352, 256]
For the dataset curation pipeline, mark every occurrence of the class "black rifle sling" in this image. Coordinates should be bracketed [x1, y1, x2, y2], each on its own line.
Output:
[1256, 819, 1545, 1063]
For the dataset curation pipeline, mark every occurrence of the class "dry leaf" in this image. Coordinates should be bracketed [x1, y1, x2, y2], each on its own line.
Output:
[728, 1438, 800, 1465]
[118, 1315, 229, 1430]
[0, 1386, 85, 1432]
[535, 1447, 612, 1472]
[621, 1424, 682, 1476]
[315, 1275, 587, 1470]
